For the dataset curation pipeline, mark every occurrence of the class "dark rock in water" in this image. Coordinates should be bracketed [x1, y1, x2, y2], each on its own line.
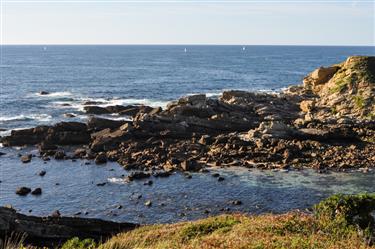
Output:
[74, 148, 87, 158]
[84, 106, 110, 114]
[127, 171, 151, 181]
[54, 150, 65, 160]
[16, 187, 31, 195]
[231, 200, 242, 205]
[217, 176, 225, 182]
[87, 117, 130, 131]
[63, 113, 76, 118]
[39, 91, 49, 95]
[38, 170, 46, 176]
[31, 188, 42, 195]
[0, 152, 6, 156]
[180, 159, 202, 171]
[51, 210, 61, 218]
[212, 173, 220, 178]
[96, 182, 106, 186]
[83, 100, 105, 105]
[95, 152, 107, 164]
[0, 122, 89, 147]
[144, 180, 153, 186]
[20, 154, 32, 163]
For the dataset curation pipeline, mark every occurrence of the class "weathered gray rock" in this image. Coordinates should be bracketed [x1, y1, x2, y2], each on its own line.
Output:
[0, 207, 137, 246]
[87, 117, 130, 131]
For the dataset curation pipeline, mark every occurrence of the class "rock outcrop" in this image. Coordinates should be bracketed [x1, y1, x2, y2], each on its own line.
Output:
[0, 207, 137, 247]
[1, 56, 374, 171]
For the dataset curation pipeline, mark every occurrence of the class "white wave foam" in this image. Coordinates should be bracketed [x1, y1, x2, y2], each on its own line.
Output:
[35, 91, 73, 97]
[107, 177, 126, 184]
[0, 114, 52, 123]
[98, 98, 169, 108]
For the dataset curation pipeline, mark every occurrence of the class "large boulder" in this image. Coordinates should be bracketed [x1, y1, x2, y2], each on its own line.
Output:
[303, 66, 339, 92]
[87, 117, 130, 131]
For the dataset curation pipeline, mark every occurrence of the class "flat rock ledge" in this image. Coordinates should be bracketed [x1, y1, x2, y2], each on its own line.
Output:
[0, 207, 138, 246]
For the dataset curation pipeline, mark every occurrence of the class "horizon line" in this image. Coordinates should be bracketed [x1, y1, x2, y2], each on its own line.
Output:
[2, 43, 375, 47]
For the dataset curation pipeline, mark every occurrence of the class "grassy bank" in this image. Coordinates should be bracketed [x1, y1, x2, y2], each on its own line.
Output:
[4, 194, 374, 249]
[59, 194, 375, 249]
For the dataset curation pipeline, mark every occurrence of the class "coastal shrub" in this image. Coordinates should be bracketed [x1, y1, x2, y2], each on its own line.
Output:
[61, 237, 96, 249]
[314, 193, 375, 236]
[180, 216, 240, 241]
[353, 95, 366, 109]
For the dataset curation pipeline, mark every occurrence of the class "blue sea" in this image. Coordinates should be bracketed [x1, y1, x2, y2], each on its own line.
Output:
[1, 45, 375, 223]
[1, 45, 374, 133]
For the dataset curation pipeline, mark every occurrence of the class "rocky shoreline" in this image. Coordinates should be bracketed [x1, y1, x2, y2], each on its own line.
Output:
[0, 207, 137, 247]
[0, 56, 374, 176]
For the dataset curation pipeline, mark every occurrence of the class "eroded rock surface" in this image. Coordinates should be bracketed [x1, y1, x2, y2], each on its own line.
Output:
[1, 56, 374, 171]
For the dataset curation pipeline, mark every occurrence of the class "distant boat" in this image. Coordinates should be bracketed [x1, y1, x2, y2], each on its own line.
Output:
[242, 46, 246, 51]
[184, 48, 187, 53]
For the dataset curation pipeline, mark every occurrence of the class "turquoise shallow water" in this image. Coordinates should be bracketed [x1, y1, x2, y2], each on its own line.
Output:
[0, 146, 374, 224]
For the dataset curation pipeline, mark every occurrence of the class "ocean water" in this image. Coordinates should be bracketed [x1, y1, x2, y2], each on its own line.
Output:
[1, 45, 375, 223]
[1, 45, 374, 133]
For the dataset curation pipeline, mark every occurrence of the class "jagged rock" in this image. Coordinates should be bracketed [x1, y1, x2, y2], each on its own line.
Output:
[74, 148, 87, 158]
[87, 117, 130, 131]
[54, 150, 65, 160]
[300, 100, 315, 113]
[181, 159, 202, 171]
[127, 171, 151, 181]
[303, 66, 339, 92]
[84, 106, 110, 114]
[119, 105, 153, 116]
[90, 129, 129, 152]
[95, 152, 107, 164]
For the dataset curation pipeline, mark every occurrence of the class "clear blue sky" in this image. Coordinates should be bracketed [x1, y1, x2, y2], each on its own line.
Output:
[2, 0, 374, 45]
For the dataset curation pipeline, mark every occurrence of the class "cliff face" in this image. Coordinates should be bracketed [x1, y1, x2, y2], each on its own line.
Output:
[301, 56, 375, 120]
